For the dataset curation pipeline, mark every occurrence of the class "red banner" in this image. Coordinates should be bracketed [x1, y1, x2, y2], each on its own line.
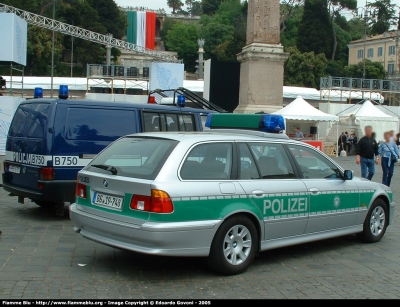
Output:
[146, 12, 156, 50]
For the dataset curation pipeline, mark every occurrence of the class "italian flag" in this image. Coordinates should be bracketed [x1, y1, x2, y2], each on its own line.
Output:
[126, 11, 157, 50]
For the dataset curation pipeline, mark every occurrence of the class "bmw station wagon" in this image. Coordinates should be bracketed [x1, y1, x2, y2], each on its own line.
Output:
[70, 125, 394, 274]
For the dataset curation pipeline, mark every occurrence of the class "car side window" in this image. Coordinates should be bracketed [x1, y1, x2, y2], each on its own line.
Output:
[143, 112, 196, 132]
[287, 144, 341, 179]
[238, 143, 260, 180]
[180, 143, 233, 180]
[248, 143, 296, 179]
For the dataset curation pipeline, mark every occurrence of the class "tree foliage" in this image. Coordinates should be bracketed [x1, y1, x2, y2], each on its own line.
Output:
[297, 0, 334, 59]
[167, 0, 184, 13]
[200, 0, 247, 61]
[369, 0, 398, 35]
[166, 22, 199, 72]
[344, 59, 387, 79]
[284, 47, 328, 88]
[201, 0, 224, 15]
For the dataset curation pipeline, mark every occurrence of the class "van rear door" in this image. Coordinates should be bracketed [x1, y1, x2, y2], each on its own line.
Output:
[5, 102, 52, 191]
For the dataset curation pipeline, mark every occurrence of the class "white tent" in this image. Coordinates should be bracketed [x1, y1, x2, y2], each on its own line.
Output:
[273, 96, 339, 122]
[339, 100, 399, 142]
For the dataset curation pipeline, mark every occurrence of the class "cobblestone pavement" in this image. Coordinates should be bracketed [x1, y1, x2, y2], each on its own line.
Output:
[1, 157, 400, 299]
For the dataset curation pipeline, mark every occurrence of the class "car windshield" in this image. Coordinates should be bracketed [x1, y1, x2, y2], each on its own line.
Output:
[87, 137, 178, 180]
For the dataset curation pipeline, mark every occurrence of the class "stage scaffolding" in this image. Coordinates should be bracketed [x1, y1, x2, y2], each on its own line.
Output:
[320, 76, 400, 105]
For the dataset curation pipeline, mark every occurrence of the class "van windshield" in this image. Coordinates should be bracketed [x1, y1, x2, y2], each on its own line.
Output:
[87, 137, 178, 180]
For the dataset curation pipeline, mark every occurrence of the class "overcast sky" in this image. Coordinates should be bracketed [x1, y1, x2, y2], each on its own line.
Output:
[114, 0, 400, 17]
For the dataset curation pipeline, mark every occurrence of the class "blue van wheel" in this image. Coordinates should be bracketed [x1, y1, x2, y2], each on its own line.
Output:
[33, 201, 57, 209]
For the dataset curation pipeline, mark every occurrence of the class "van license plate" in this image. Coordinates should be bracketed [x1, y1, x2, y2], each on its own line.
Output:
[93, 192, 123, 210]
[8, 165, 21, 174]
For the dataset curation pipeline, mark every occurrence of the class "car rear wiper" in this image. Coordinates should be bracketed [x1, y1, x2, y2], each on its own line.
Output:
[91, 164, 118, 175]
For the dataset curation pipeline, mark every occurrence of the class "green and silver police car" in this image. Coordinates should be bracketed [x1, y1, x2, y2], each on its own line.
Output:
[70, 115, 394, 275]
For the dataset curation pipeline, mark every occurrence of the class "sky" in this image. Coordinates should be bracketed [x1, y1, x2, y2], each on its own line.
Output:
[114, 0, 400, 17]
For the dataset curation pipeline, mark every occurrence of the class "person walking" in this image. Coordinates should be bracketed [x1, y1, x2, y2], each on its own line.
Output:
[378, 131, 399, 187]
[338, 132, 347, 152]
[356, 126, 379, 180]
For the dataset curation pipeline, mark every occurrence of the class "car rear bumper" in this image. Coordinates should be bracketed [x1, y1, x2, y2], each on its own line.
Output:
[69, 203, 221, 257]
[2, 176, 76, 203]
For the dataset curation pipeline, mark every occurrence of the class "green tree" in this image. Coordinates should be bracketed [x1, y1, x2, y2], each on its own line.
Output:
[200, 0, 247, 61]
[168, 0, 184, 13]
[328, 0, 357, 60]
[369, 0, 397, 35]
[297, 0, 334, 59]
[284, 47, 328, 88]
[280, 5, 303, 48]
[201, 0, 224, 15]
[281, 0, 304, 31]
[190, 1, 203, 15]
[160, 18, 177, 50]
[166, 22, 199, 71]
[344, 59, 386, 79]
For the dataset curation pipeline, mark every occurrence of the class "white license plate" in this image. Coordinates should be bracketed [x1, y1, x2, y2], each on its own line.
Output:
[8, 165, 21, 174]
[92, 192, 123, 210]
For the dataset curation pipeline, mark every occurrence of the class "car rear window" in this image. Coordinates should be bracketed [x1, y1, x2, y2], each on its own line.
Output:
[87, 137, 178, 180]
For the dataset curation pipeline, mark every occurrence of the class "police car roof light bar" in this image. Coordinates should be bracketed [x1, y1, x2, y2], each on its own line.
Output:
[205, 114, 285, 134]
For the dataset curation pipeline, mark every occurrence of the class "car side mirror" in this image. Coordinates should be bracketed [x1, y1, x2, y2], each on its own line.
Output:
[344, 170, 353, 180]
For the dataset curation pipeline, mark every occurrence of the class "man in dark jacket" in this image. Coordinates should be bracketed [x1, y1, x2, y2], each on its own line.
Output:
[356, 126, 379, 180]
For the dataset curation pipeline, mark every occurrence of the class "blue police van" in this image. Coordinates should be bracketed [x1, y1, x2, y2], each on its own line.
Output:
[2, 88, 216, 214]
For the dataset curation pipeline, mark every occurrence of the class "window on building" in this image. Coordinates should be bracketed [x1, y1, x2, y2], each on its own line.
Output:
[357, 49, 364, 59]
[367, 48, 374, 58]
[388, 63, 395, 74]
[378, 46, 384, 57]
[389, 45, 396, 55]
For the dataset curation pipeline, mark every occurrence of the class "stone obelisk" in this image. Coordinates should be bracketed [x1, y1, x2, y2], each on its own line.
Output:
[235, 0, 288, 113]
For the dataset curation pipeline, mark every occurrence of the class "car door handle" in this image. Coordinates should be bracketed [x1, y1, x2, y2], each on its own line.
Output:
[252, 190, 266, 197]
[309, 188, 320, 195]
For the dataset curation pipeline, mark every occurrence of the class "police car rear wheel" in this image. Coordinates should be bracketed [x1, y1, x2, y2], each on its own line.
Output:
[357, 199, 388, 243]
[207, 215, 258, 275]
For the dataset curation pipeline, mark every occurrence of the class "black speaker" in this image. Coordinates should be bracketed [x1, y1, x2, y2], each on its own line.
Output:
[126, 88, 143, 95]
[115, 66, 125, 77]
[127, 67, 138, 77]
[102, 66, 111, 76]
[143, 67, 150, 78]
[310, 127, 318, 134]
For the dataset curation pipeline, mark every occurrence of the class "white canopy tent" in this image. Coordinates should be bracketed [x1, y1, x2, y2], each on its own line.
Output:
[273, 96, 339, 122]
[273, 96, 340, 155]
[338, 100, 399, 142]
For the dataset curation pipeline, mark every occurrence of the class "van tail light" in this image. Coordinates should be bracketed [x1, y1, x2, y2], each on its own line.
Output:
[39, 167, 55, 180]
[130, 189, 174, 213]
[148, 96, 156, 104]
[76, 182, 87, 199]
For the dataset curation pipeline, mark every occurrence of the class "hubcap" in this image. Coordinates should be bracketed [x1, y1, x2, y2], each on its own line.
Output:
[370, 206, 385, 236]
[223, 225, 252, 265]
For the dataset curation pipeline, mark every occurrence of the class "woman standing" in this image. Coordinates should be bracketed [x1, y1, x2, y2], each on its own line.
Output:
[378, 131, 399, 187]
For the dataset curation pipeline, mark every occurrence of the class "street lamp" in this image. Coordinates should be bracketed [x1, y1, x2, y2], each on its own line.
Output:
[197, 39, 205, 80]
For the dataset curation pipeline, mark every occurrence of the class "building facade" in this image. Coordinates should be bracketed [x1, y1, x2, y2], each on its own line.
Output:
[348, 31, 399, 76]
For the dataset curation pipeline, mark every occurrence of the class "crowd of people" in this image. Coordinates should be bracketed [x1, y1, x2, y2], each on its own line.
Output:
[355, 126, 400, 187]
[338, 131, 358, 156]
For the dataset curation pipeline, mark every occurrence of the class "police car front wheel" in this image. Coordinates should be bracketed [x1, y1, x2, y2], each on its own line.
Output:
[207, 215, 258, 275]
[357, 199, 388, 243]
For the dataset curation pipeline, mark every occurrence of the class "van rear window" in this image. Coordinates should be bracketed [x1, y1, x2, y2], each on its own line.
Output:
[9, 105, 30, 137]
[87, 137, 177, 180]
[66, 108, 135, 141]
[9, 103, 50, 139]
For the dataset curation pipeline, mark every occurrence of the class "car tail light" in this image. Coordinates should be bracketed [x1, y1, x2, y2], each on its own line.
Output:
[130, 189, 174, 213]
[76, 182, 87, 199]
[39, 167, 55, 180]
[148, 96, 156, 104]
